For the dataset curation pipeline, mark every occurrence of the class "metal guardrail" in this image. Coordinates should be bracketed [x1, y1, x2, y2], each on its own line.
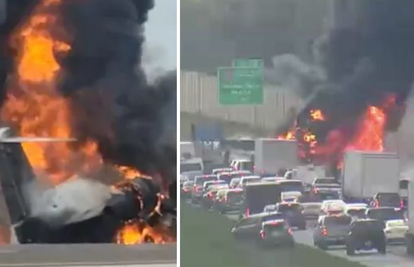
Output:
[0, 244, 177, 266]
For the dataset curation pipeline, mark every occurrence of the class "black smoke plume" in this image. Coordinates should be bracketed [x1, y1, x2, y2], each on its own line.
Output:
[56, 0, 176, 181]
[0, 0, 176, 185]
[293, 0, 414, 159]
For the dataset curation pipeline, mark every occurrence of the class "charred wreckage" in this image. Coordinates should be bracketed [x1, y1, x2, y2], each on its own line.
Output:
[0, 126, 176, 244]
[275, 0, 414, 172]
[0, 0, 177, 243]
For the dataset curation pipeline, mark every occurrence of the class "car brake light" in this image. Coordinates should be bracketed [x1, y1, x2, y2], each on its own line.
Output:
[260, 230, 265, 239]
[375, 199, 379, 208]
[322, 227, 327, 236]
[270, 221, 280, 226]
[313, 188, 318, 194]
[288, 228, 293, 235]
[208, 192, 213, 198]
[400, 199, 404, 208]
[183, 188, 189, 192]
[245, 208, 250, 217]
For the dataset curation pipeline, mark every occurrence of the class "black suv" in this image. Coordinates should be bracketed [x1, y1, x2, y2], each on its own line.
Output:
[346, 219, 386, 256]
[258, 219, 295, 248]
[276, 203, 307, 230]
[371, 192, 403, 209]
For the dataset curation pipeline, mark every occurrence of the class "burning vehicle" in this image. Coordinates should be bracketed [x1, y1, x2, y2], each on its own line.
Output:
[276, 0, 414, 173]
[0, 0, 176, 244]
[0, 127, 176, 245]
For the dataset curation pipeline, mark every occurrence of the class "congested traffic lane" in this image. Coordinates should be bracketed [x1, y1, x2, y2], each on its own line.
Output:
[293, 230, 412, 267]
[223, 211, 412, 267]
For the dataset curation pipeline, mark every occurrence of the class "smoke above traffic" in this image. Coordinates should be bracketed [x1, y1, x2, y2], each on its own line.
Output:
[275, 0, 414, 167]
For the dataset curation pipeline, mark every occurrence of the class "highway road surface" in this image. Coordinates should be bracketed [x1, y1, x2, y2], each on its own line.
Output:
[223, 212, 413, 267]
[0, 244, 176, 267]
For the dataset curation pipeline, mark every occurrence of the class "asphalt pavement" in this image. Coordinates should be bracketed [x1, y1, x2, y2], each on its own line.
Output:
[185, 198, 413, 267]
[223, 211, 413, 267]
[292, 230, 412, 267]
[0, 244, 176, 266]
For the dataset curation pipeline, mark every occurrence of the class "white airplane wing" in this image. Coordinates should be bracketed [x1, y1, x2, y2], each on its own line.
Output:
[0, 127, 76, 143]
[0, 137, 77, 143]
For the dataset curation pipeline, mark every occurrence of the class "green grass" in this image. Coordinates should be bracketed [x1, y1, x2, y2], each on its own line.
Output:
[180, 112, 271, 141]
[180, 202, 254, 267]
[181, 202, 366, 267]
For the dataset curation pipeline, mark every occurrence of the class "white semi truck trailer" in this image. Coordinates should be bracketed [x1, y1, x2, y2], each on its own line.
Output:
[406, 181, 414, 255]
[254, 139, 298, 175]
[342, 151, 400, 201]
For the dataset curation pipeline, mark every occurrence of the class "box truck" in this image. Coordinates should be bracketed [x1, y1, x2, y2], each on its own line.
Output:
[254, 139, 298, 175]
[341, 151, 400, 201]
[406, 181, 414, 255]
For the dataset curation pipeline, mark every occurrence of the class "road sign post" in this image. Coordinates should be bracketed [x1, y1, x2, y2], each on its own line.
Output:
[217, 66, 263, 105]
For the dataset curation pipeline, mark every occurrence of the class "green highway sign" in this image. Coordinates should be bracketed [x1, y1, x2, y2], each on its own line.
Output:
[233, 58, 264, 69]
[217, 67, 263, 105]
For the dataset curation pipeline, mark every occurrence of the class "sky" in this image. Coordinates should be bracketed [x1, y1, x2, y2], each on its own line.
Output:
[143, 0, 177, 76]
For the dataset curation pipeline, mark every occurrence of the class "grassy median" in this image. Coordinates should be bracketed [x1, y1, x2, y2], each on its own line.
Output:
[181, 202, 366, 267]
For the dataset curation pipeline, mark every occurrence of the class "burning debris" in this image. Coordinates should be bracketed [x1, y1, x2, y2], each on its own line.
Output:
[276, 130, 295, 141]
[295, 97, 392, 167]
[0, 0, 176, 244]
[14, 176, 176, 244]
[276, 0, 414, 168]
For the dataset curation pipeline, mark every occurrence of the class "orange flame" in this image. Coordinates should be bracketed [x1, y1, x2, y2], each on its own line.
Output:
[0, 0, 102, 184]
[310, 109, 325, 121]
[301, 97, 391, 167]
[277, 129, 296, 140]
[112, 180, 174, 245]
[116, 221, 175, 245]
[334, 105, 385, 169]
[116, 166, 152, 180]
[344, 106, 386, 152]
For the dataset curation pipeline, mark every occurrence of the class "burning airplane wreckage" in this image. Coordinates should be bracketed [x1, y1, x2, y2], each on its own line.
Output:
[0, 0, 176, 244]
[276, 0, 414, 170]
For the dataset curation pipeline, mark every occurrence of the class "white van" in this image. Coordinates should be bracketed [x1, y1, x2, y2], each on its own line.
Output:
[180, 141, 195, 159]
